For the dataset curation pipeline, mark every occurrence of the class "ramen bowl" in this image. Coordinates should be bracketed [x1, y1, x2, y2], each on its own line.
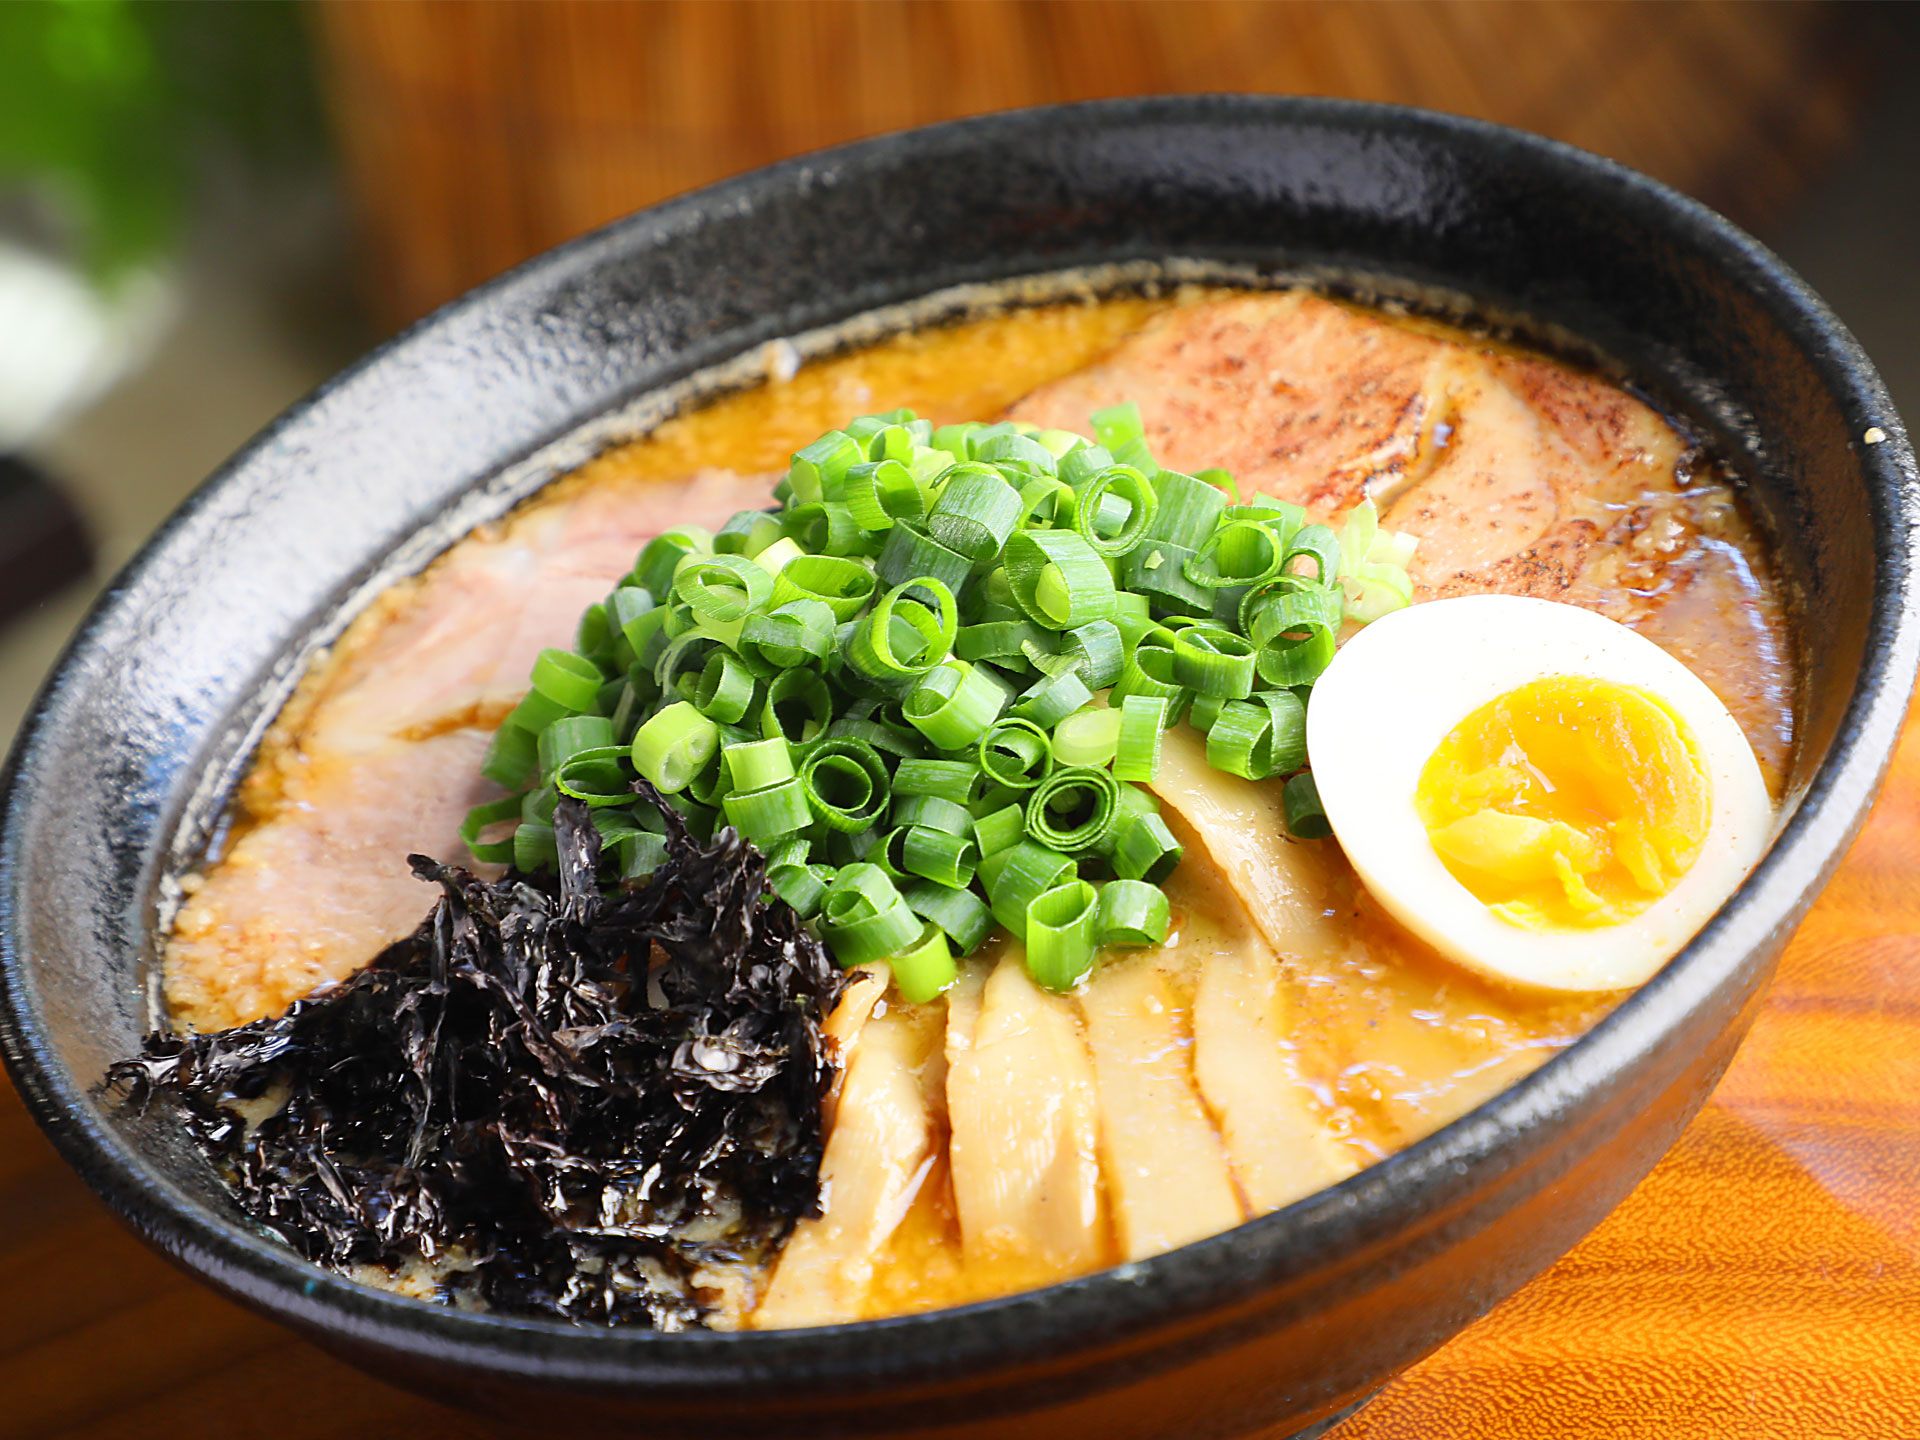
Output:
[2, 98, 1914, 1439]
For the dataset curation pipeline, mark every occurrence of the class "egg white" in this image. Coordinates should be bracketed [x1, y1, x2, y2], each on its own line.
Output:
[1305, 594, 1773, 993]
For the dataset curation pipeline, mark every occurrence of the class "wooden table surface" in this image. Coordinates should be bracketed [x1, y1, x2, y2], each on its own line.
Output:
[4, 691, 1917, 1438]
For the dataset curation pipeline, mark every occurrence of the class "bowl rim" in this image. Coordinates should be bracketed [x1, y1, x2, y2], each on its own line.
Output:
[3, 91, 1916, 1396]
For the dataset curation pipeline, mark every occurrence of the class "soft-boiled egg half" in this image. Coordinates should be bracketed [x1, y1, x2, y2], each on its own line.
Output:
[1306, 595, 1773, 993]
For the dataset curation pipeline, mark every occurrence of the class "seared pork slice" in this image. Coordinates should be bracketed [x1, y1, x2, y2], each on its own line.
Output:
[167, 730, 494, 1031]
[1009, 292, 1686, 599]
[165, 469, 776, 1031]
[753, 1006, 944, 1328]
[1078, 955, 1244, 1261]
[1010, 291, 1446, 516]
[946, 948, 1106, 1275]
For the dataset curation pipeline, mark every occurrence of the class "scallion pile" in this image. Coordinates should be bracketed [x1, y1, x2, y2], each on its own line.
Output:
[465, 403, 1417, 1000]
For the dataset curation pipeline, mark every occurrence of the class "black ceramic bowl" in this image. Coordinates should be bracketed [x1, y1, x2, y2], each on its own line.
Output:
[3, 97, 1916, 1440]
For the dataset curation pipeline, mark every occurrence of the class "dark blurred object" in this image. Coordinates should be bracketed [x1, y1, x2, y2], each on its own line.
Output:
[316, 0, 1877, 331]
[0, 454, 91, 627]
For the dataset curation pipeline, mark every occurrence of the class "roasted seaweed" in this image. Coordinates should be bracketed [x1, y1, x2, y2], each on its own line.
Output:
[108, 789, 850, 1328]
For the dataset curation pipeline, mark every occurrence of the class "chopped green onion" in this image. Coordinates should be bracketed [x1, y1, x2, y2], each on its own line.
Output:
[1282, 524, 1341, 584]
[1108, 810, 1183, 884]
[1343, 560, 1414, 624]
[1112, 694, 1170, 783]
[891, 793, 972, 833]
[783, 500, 868, 557]
[1052, 706, 1123, 767]
[512, 820, 558, 873]
[1120, 541, 1212, 617]
[1072, 464, 1158, 557]
[1095, 879, 1170, 946]
[674, 552, 775, 624]
[1016, 475, 1074, 531]
[630, 701, 720, 794]
[460, 793, 525, 865]
[1205, 691, 1307, 783]
[1059, 442, 1115, 487]
[769, 860, 832, 918]
[828, 713, 928, 761]
[901, 825, 978, 888]
[893, 758, 988, 807]
[1026, 880, 1099, 991]
[1010, 667, 1093, 729]
[902, 880, 994, 955]
[695, 650, 758, 723]
[1109, 644, 1188, 721]
[618, 830, 670, 880]
[971, 801, 1027, 858]
[844, 458, 925, 530]
[955, 619, 1053, 663]
[903, 659, 1008, 750]
[1284, 771, 1332, 839]
[751, 534, 805, 575]
[800, 738, 891, 833]
[927, 464, 1025, 564]
[1257, 688, 1308, 775]
[819, 866, 923, 966]
[847, 577, 958, 681]
[984, 841, 1077, 939]
[481, 722, 539, 790]
[530, 648, 605, 713]
[1170, 625, 1258, 699]
[1142, 469, 1228, 551]
[632, 526, 712, 596]
[973, 429, 1056, 471]
[1025, 765, 1120, 852]
[1091, 401, 1146, 454]
[1004, 530, 1117, 630]
[876, 523, 973, 595]
[1057, 620, 1125, 690]
[554, 745, 637, 807]
[740, 598, 835, 670]
[761, 669, 833, 745]
[725, 736, 794, 792]
[978, 717, 1053, 791]
[889, 924, 959, 1004]
[723, 777, 813, 847]
[771, 554, 877, 621]
[1185, 518, 1285, 589]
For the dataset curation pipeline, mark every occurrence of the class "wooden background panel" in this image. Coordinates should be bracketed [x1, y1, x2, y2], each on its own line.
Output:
[313, 0, 1868, 329]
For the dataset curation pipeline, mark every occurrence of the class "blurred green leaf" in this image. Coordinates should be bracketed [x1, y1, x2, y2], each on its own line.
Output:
[0, 0, 325, 280]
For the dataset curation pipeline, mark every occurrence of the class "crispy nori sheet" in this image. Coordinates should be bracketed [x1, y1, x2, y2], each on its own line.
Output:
[108, 789, 849, 1328]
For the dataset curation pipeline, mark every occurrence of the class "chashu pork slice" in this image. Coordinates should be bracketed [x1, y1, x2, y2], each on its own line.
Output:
[945, 947, 1106, 1277]
[1008, 290, 1687, 600]
[1013, 289, 1793, 782]
[1079, 954, 1245, 1262]
[752, 1004, 946, 1328]
[1174, 851, 1360, 1215]
[165, 469, 776, 1031]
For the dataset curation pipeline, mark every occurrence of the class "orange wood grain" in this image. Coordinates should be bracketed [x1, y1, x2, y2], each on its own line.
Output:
[312, 0, 1872, 329]
[2, 685, 1916, 1435]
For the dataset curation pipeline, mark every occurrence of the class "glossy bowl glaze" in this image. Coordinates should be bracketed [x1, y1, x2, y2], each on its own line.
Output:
[3, 98, 1915, 1440]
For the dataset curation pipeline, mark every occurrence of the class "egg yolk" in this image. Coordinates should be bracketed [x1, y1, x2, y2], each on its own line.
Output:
[1413, 675, 1712, 931]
